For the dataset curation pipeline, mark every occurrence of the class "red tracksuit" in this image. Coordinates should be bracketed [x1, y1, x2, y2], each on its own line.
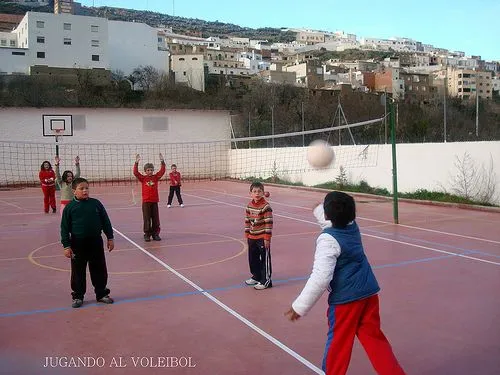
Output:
[39, 169, 56, 213]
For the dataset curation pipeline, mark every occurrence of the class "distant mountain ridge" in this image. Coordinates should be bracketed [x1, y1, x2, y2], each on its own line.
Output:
[0, 2, 296, 42]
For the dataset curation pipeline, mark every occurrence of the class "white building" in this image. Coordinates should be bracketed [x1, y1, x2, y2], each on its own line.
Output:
[0, 11, 169, 78]
[360, 37, 418, 52]
[170, 54, 205, 92]
[0, 11, 108, 75]
[108, 20, 169, 76]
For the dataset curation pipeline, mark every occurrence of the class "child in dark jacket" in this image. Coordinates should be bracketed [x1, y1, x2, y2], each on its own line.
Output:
[285, 191, 405, 375]
[61, 177, 114, 308]
[133, 153, 166, 241]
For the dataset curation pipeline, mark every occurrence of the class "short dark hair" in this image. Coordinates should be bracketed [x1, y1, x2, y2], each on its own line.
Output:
[62, 170, 73, 183]
[250, 181, 264, 192]
[323, 191, 356, 228]
[72, 177, 88, 190]
[144, 163, 154, 171]
[40, 160, 52, 170]
[171, 164, 177, 168]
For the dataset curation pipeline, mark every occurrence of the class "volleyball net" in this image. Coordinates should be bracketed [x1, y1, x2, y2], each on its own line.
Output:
[0, 117, 384, 188]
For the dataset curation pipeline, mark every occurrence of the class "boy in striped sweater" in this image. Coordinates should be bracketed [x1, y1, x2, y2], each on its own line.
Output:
[244, 182, 273, 290]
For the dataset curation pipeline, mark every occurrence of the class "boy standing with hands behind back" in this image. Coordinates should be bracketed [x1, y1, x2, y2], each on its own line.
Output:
[244, 182, 273, 290]
[133, 153, 166, 242]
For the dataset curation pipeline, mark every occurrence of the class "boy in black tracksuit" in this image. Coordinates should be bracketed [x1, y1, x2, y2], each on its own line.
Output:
[61, 177, 115, 308]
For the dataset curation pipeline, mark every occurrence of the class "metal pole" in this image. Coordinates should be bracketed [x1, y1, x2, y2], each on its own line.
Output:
[301, 101, 305, 146]
[384, 87, 387, 144]
[389, 100, 399, 224]
[476, 93, 479, 137]
[444, 67, 447, 143]
[248, 112, 251, 148]
[271, 106, 274, 148]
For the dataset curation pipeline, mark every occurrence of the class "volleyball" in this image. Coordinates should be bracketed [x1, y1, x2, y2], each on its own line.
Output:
[307, 140, 334, 168]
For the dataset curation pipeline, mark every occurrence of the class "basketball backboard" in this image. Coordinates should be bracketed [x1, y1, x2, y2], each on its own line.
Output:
[42, 115, 73, 137]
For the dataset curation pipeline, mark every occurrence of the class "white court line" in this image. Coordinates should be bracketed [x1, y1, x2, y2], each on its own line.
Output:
[0, 199, 25, 210]
[396, 224, 500, 245]
[113, 228, 324, 375]
[183, 193, 500, 266]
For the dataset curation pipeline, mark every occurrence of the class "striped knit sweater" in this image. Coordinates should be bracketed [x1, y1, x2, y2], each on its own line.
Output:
[245, 198, 273, 240]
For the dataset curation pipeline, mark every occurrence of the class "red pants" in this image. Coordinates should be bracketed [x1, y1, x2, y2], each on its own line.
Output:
[41, 185, 56, 213]
[323, 294, 405, 375]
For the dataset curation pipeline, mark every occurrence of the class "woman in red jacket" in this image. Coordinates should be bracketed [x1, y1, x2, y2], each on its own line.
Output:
[39, 160, 56, 213]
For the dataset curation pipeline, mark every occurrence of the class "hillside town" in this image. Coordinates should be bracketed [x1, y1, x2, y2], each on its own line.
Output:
[0, 0, 499, 104]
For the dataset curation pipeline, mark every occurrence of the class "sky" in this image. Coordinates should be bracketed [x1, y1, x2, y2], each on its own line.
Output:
[80, 0, 499, 61]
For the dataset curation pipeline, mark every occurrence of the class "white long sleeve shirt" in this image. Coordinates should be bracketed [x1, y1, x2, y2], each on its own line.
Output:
[291, 204, 341, 317]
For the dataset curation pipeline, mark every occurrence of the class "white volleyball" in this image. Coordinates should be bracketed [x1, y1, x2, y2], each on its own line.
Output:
[306, 140, 334, 168]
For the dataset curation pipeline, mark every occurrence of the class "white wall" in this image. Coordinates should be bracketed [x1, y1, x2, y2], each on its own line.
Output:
[227, 142, 500, 205]
[0, 107, 230, 143]
[108, 20, 169, 76]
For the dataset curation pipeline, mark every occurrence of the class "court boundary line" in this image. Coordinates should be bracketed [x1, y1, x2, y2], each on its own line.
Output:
[112, 227, 324, 375]
[183, 193, 500, 266]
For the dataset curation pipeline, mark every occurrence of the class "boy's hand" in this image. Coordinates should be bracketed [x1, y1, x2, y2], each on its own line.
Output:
[264, 239, 270, 250]
[63, 248, 73, 259]
[159, 153, 164, 162]
[75, 155, 80, 165]
[135, 154, 140, 163]
[55, 156, 60, 165]
[284, 307, 301, 322]
[107, 239, 114, 251]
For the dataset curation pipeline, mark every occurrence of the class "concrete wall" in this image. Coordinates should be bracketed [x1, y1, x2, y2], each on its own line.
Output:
[0, 107, 499, 205]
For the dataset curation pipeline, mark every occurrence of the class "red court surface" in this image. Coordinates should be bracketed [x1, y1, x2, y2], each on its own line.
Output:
[1, 180, 499, 375]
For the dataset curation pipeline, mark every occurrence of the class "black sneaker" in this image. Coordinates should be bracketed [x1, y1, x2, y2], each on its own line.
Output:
[97, 295, 114, 304]
[152, 234, 161, 241]
[52, 208, 56, 213]
[72, 299, 83, 308]
[144, 234, 151, 242]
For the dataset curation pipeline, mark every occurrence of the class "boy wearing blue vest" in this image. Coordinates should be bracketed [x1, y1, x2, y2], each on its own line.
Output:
[285, 191, 405, 375]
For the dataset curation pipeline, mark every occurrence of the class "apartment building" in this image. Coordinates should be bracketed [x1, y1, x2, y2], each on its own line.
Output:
[400, 71, 437, 103]
[295, 31, 325, 45]
[364, 67, 404, 99]
[284, 61, 324, 88]
[447, 68, 492, 100]
[54, 0, 74, 15]
[0, 11, 108, 76]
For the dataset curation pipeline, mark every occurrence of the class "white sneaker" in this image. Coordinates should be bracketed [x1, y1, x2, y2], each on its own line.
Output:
[180, 204, 184, 207]
[245, 278, 259, 286]
[167, 204, 171, 208]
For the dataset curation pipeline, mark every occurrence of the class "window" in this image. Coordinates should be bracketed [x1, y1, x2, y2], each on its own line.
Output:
[91, 25, 99, 32]
[179, 57, 185, 61]
[183, 72, 186, 76]
[0, 40, 6, 46]
[36, 21, 44, 28]
[91, 54, 99, 61]
[63, 23, 71, 30]
[10, 40, 15, 47]
[37, 36, 45, 44]
[12, 51, 25, 56]
[64, 38, 71, 45]
[37, 52, 45, 58]
[192, 57, 198, 61]
[91, 40, 99, 47]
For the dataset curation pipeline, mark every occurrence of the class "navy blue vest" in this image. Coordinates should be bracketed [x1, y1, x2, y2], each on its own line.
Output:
[324, 222, 380, 305]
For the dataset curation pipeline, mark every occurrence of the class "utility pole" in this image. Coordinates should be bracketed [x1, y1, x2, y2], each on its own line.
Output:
[270, 105, 274, 148]
[476, 92, 479, 137]
[301, 101, 305, 146]
[384, 87, 387, 144]
[444, 65, 448, 143]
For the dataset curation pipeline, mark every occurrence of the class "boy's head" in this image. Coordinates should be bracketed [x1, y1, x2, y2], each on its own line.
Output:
[72, 177, 89, 200]
[41, 160, 51, 170]
[249, 182, 265, 202]
[62, 170, 74, 183]
[323, 191, 356, 228]
[171, 164, 177, 171]
[144, 163, 154, 176]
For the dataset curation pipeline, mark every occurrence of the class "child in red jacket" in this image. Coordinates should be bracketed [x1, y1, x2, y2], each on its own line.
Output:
[133, 153, 166, 242]
[167, 164, 184, 208]
[39, 160, 56, 213]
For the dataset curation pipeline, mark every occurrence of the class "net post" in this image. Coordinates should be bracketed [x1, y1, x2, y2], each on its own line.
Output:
[389, 100, 399, 224]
